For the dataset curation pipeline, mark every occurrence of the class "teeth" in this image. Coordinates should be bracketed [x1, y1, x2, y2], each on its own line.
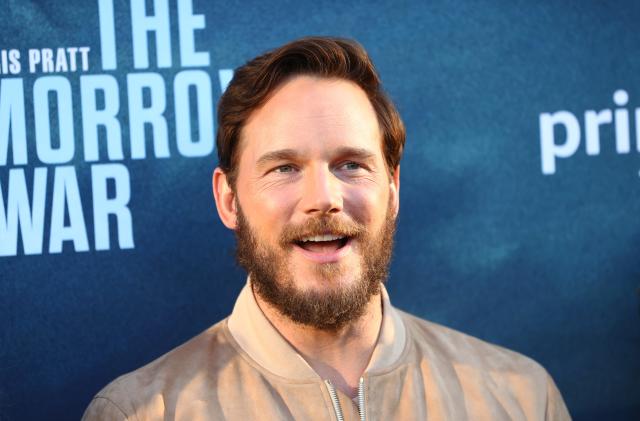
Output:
[300, 234, 345, 242]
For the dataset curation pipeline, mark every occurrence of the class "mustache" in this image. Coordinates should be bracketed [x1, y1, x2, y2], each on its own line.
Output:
[279, 216, 366, 246]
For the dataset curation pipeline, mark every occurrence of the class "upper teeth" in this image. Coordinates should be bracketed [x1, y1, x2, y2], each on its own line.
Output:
[300, 234, 345, 242]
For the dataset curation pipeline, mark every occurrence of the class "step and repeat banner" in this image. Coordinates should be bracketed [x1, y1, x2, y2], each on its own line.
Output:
[2, 1, 639, 420]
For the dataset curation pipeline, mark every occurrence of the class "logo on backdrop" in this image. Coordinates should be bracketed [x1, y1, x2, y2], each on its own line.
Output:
[539, 89, 636, 175]
[0, 0, 233, 257]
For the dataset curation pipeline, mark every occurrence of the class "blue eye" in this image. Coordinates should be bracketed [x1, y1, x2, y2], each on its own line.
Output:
[274, 165, 295, 173]
[342, 162, 361, 170]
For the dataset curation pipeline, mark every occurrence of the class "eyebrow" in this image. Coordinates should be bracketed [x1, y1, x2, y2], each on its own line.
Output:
[256, 149, 300, 168]
[255, 146, 377, 168]
[333, 146, 377, 161]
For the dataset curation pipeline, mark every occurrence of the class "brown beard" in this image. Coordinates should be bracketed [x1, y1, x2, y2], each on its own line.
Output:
[234, 200, 396, 331]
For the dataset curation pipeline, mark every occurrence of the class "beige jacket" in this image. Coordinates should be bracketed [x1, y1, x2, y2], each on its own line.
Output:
[82, 283, 571, 420]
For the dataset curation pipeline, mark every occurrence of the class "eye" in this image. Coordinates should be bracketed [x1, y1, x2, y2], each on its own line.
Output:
[273, 164, 296, 174]
[341, 161, 363, 171]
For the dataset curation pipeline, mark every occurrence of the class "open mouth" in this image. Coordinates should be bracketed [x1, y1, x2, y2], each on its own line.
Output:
[293, 234, 350, 253]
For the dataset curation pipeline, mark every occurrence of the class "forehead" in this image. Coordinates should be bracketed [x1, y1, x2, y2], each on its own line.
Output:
[239, 76, 382, 162]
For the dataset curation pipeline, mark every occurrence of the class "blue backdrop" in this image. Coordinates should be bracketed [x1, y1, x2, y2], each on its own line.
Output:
[1, 1, 639, 420]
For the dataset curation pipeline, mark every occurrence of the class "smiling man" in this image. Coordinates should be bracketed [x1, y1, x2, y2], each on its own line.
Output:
[83, 37, 571, 420]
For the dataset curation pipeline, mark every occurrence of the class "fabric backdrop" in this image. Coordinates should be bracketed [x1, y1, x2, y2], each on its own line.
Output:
[1, 1, 639, 420]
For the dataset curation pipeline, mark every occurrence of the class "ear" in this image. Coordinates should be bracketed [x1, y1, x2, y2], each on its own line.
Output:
[390, 165, 400, 218]
[213, 167, 238, 230]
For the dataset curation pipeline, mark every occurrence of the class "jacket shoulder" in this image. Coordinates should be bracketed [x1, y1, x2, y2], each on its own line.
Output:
[399, 310, 545, 375]
[82, 318, 239, 420]
[396, 311, 571, 420]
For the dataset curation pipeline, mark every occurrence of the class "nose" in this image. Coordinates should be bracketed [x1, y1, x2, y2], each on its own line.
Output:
[300, 164, 343, 215]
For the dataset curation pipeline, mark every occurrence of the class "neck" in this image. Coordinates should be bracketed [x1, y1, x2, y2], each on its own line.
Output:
[253, 287, 383, 399]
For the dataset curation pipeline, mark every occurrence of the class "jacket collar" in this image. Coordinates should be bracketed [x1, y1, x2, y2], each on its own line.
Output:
[227, 279, 406, 381]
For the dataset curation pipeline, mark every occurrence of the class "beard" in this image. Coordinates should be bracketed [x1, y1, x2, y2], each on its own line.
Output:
[234, 200, 396, 331]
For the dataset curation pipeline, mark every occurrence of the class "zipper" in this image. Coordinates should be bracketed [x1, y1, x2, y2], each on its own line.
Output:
[357, 377, 366, 421]
[324, 377, 366, 421]
[325, 380, 344, 421]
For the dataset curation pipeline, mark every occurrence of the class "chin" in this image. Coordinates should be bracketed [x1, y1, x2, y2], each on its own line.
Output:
[297, 271, 362, 293]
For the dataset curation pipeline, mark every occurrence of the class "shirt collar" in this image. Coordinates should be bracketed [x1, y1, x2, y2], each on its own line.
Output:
[227, 278, 406, 380]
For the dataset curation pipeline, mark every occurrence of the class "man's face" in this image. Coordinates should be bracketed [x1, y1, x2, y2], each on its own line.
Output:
[230, 76, 400, 330]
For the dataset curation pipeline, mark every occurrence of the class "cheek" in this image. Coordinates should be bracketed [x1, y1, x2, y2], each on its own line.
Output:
[343, 185, 388, 224]
[239, 185, 297, 238]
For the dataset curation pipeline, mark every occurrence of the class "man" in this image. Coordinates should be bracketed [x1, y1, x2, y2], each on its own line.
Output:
[83, 37, 571, 420]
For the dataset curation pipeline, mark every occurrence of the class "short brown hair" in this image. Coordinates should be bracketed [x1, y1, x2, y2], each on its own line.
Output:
[216, 36, 406, 187]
